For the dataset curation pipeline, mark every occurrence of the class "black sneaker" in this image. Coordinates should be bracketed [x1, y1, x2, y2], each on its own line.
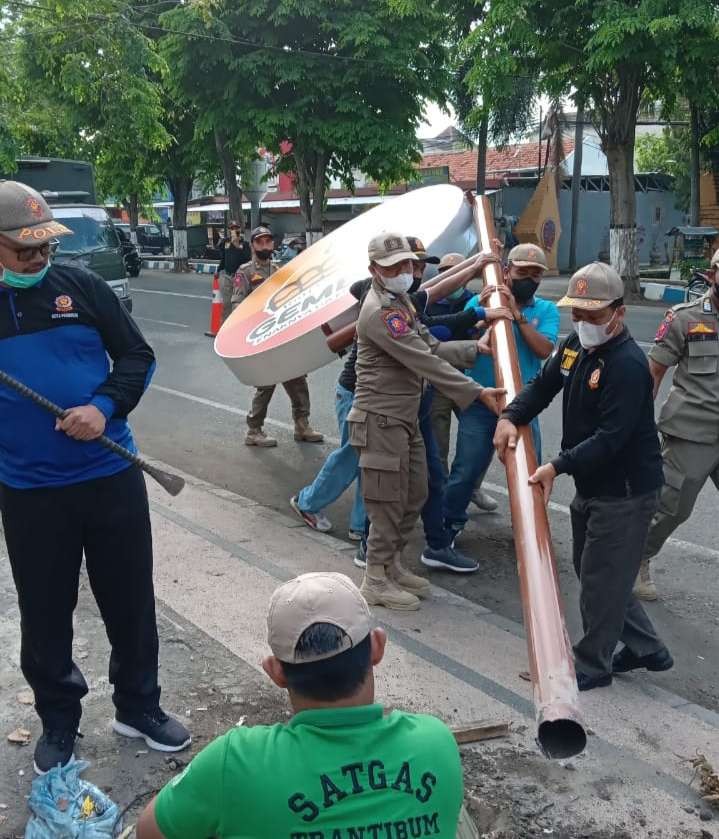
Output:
[612, 646, 674, 674]
[576, 671, 613, 692]
[34, 728, 81, 775]
[421, 546, 478, 573]
[113, 708, 191, 752]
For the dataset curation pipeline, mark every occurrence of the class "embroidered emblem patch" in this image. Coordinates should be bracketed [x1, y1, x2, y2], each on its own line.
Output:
[703, 298, 713, 314]
[575, 278, 588, 296]
[25, 196, 44, 219]
[655, 311, 674, 342]
[560, 348, 578, 376]
[588, 368, 601, 390]
[54, 295, 73, 313]
[383, 236, 403, 253]
[250, 272, 265, 285]
[687, 321, 718, 342]
[382, 309, 411, 338]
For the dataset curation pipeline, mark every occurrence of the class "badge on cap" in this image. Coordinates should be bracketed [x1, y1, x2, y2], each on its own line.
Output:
[383, 309, 411, 338]
[25, 196, 44, 219]
[383, 236, 403, 253]
[575, 277, 588, 296]
[588, 367, 601, 390]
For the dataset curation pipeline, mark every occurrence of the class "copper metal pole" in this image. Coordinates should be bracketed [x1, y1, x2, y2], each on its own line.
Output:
[474, 195, 586, 759]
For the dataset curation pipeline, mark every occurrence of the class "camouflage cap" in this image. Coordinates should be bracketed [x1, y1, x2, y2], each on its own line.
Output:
[438, 252, 464, 272]
[250, 225, 273, 241]
[368, 232, 416, 267]
[0, 181, 71, 247]
[508, 243, 548, 270]
[557, 262, 624, 310]
[267, 572, 372, 664]
[710, 248, 719, 267]
[406, 235, 440, 264]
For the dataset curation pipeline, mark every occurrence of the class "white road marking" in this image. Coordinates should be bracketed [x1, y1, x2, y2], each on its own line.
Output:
[135, 316, 190, 329]
[149, 383, 718, 563]
[132, 288, 209, 300]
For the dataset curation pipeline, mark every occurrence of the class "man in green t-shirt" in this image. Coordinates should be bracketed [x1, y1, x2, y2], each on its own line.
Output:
[137, 572, 463, 839]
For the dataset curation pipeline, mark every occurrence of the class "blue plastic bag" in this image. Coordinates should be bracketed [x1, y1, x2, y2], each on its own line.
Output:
[25, 758, 121, 838]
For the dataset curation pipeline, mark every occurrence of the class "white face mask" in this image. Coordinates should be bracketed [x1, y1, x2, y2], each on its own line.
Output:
[382, 272, 414, 294]
[574, 315, 617, 349]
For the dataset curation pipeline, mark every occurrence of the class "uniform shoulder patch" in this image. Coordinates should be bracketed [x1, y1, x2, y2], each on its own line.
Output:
[382, 309, 411, 338]
[655, 310, 675, 342]
[588, 367, 601, 390]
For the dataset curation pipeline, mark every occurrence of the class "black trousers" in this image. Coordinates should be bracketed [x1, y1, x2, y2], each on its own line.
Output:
[1, 466, 160, 729]
[570, 489, 664, 678]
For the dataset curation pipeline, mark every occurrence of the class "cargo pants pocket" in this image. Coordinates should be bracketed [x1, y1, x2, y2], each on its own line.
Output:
[658, 463, 684, 517]
[346, 407, 368, 448]
[359, 452, 401, 502]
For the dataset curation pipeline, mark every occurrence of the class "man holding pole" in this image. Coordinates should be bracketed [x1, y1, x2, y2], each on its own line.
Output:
[494, 263, 673, 691]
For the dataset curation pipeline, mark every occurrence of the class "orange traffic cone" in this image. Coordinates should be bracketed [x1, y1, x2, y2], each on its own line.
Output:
[205, 272, 223, 337]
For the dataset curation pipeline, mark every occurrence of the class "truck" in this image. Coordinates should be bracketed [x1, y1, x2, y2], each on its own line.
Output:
[6, 158, 132, 311]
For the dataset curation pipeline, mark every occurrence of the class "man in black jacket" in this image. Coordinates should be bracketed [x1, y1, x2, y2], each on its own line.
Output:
[0, 182, 189, 773]
[493, 263, 673, 691]
[217, 222, 251, 321]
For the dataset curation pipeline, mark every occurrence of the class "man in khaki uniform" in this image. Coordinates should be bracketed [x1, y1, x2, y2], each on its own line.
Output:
[636, 248, 719, 600]
[234, 226, 323, 447]
[348, 232, 504, 611]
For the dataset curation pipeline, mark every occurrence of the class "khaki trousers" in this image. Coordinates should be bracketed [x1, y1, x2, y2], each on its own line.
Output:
[220, 271, 234, 322]
[246, 376, 311, 430]
[349, 410, 428, 572]
[644, 434, 719, 559]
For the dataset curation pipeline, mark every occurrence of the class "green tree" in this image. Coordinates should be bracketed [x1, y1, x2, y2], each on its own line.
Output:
[463, 0, 718, 295]
[635, 130, 691, 211]
[160, 0, 448, 240]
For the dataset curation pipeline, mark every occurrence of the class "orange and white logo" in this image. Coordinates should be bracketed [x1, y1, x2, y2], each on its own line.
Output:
[575, 278, 588, 296]
[25, 196, 44, 219]
[588, 368, 601, 390]
[55, 295, 74, 313]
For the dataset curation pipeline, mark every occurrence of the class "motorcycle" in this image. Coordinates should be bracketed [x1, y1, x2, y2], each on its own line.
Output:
[686, 268, 710, 302]
[117, 230, 142, 277]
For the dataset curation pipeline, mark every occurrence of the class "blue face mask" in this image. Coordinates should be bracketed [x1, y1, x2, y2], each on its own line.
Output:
[1, 262, 50, 289]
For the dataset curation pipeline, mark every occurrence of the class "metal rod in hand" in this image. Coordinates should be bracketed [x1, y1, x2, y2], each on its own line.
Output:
[472, 195, 586, 759]
[0, 369, 185, 496]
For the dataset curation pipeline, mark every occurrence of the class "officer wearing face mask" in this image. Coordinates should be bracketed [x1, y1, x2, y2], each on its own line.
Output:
[236, 226, 323, 447]
[635, 247, 719, 601]
[494, 262, 671, 692]
[347, 232, 505, 611]
[444, 244, 559, 539]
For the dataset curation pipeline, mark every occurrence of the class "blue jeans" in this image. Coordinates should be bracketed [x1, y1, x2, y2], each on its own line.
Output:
[297, 383, 366, 532]
[444, 403, 542, 529]
[419, 389, 452, 549]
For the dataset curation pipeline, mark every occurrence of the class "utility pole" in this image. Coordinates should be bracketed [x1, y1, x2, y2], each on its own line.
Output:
[689, 103, 701, 226]
[569, 103, 585, 272]
[476, 113, 489, 196]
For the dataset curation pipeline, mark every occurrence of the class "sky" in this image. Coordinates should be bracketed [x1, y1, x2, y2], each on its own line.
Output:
[417, 101, 456, 139]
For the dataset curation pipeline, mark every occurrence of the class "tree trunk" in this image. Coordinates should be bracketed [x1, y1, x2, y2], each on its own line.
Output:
[128, 193, 140, 245]
[476, 114, 488, 195]
[605, 140, 639, 297]
[294, 145, 328, 245]
[214, 127, 244, 229]
[689, 102, 701, 227]
[568, 104, 584, 272]
[168, 175, 192, 272]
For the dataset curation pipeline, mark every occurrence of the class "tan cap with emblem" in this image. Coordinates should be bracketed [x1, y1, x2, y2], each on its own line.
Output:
[250, 225, 273, 241]
[406, 235, 440, 264]
[368, 231, 416, 267]
[557, 262, 624, 310]
[0, 181, 71, 247]
[508, 243, 548, 270]
[710, 248, 719, 267]
[267, 572, 372, 664]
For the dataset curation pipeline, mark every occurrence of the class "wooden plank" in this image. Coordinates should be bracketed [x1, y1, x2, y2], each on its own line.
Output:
[451, 720, 510, 745]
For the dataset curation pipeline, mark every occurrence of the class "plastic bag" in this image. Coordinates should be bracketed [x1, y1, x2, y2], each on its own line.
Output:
[26, 758, 121, 838]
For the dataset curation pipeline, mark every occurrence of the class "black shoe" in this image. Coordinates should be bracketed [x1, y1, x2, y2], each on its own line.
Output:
[612, 646, 674, 674]
[113, 708, 191, 752]
[421, 546, 478, 573]
[33, 728, 81, 775]
[576, 671, 613, 691]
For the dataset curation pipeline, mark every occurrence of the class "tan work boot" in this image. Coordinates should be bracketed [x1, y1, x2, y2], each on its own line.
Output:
[360, 569, 420, 611]
[245, 428, 278, 447]
[633, 559, 657, 601]
[294, 418, 324, 443]
[389, 559, 431, 598]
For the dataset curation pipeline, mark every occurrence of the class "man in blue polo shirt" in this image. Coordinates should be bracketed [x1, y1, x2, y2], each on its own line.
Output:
[444, 244, 560, 537]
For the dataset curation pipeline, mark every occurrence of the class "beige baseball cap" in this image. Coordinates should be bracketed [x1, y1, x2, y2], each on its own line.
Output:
[438, 252, 464, 272]
[267, 572, 372, 664]
[710, 248, 719, 267]
[368, 232, 416, 267]
[557, 262, 624, 310]
[0, 181, 71, 247]
[406, 235, 440, 264]
[508, 243, 548, 270]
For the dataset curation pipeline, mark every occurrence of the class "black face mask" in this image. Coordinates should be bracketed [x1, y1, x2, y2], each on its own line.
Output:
[512, 278, 540, 303]
[255, 249, 273, 261]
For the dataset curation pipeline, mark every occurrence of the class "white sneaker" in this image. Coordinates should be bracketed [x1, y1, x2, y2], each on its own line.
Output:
[289, 496, 332, 532]
[471, 489, 498, 512]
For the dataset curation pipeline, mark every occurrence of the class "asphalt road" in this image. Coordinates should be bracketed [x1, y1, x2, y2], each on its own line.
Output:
[129, 268, 718, 711]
